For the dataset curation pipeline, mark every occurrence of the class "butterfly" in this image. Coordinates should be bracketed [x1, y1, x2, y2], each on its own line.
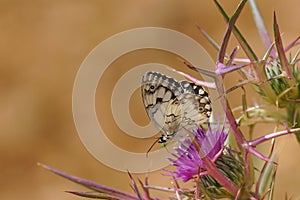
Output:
[141, 71, 212, 149]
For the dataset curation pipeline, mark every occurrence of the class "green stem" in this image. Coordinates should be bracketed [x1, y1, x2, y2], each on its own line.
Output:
[286, 103, 300, 142]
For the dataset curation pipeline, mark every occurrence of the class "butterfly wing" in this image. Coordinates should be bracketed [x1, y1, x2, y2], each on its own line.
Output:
[166, 81, 212, 141]
[163, 98, 182, 137]
[141, 71, 184, 134]
[179, 81, 212, 126]
[141, 71, 212, 144]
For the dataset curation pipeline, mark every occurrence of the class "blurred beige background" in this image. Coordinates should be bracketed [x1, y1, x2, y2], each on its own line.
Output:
[0, 1, 299, 199]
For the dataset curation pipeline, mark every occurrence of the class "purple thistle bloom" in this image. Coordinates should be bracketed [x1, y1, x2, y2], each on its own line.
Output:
[169, 121, 228, 182]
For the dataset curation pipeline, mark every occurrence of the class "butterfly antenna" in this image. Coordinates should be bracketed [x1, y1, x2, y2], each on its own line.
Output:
[146, 137, 160, 157]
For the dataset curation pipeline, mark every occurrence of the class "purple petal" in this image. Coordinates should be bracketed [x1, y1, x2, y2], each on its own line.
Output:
[168, 119, 228, 182]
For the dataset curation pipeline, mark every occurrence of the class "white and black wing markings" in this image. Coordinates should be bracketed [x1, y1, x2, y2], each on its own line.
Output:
[141, 71, 212, 143]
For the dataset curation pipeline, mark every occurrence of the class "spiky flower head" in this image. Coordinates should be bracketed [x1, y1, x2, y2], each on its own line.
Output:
[168, 121, 245, 199]
[168, 122, 228, 182]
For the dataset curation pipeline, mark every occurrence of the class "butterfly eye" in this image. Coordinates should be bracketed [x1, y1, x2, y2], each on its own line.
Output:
[150, 85, 155, 90]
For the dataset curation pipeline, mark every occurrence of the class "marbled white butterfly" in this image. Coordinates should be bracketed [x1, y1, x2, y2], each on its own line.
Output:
[141, 71, 212, 147]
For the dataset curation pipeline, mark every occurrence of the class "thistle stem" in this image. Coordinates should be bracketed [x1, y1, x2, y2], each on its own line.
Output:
[248, 127, 300, 147]
[192, 137, 239, 195]
[215, 75, 247, 148]
[202, 155, 238, 195]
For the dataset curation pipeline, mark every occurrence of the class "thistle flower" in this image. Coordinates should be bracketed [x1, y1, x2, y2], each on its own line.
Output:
[168, 121, 247, 199]
[168, 122, 228, 182]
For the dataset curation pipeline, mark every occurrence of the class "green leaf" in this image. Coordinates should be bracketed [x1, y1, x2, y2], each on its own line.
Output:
[257, 153, 278, 198]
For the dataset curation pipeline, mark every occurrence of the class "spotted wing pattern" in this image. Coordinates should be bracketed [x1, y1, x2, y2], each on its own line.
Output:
[141, 71, 212, 143]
